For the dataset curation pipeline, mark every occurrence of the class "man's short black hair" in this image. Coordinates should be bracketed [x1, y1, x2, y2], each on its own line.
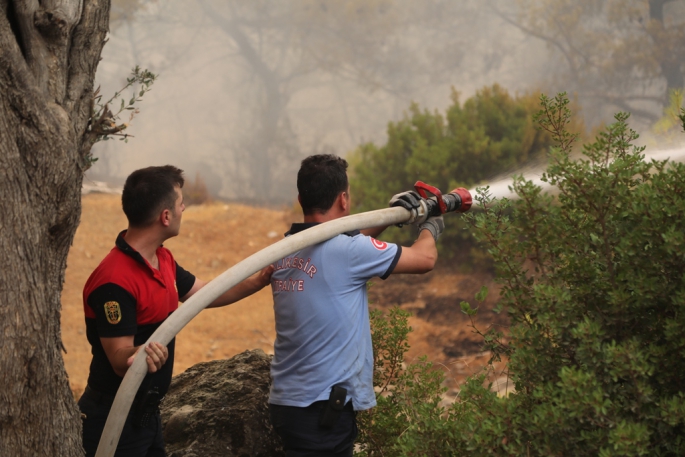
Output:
[297, 154, 349, 215]
[122, 165, 185, 227]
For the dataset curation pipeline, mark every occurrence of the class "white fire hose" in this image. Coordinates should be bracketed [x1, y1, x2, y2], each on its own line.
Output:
[95, 186, 471, 457]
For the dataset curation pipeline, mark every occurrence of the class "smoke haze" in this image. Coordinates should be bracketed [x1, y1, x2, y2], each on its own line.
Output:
[87, 0, 685, 204]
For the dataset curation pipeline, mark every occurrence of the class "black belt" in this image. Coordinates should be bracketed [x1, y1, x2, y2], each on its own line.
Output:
[311, 399, 354, 412]
[83, 385, 116, 406]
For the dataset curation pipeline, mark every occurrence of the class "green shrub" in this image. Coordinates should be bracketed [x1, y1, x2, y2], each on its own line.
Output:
[358, 93, 685, 456]
[455, 93, 685, 455]
[349, 85, 559, 270]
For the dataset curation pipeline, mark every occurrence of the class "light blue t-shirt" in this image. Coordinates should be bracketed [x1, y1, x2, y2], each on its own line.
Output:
[269, 223, 401, 411]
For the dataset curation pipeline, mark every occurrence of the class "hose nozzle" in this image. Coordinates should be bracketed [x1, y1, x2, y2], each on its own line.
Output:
[411, 182, 472, 224]
[445, 188, 472, 213]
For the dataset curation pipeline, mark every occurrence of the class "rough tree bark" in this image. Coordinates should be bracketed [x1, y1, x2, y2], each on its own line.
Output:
[0, 0, 110, 455]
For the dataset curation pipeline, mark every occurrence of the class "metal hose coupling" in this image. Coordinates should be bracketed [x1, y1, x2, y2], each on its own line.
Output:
[412, 182, 472, 224]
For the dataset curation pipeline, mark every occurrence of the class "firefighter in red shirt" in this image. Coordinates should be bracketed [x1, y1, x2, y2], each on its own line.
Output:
[79, 165, 272, 457]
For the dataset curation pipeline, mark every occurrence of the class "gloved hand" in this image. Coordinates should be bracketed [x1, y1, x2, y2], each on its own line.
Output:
[419, 216, 444, 241]
[389, 190, 422, 211]
[389, 190, 427, 226]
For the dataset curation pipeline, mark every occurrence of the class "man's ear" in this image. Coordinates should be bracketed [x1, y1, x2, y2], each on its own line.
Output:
[339, 191, 349, 212]
[160, 208, 172, 227]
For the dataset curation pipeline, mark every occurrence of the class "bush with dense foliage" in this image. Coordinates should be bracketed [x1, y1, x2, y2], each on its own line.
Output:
[455, 93, 685, 455]
[349, 85, 564, 267]
[358, 94, 685, 456]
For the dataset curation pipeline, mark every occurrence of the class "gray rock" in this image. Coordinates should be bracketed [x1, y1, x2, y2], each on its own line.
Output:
[161, 349, 285, 457]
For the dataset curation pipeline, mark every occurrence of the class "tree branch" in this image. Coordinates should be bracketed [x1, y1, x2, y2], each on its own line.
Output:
[583, 93, 663, 103]
[0, 3, 51, 139]
[605, 98, 660, 123]
[487, 0, 579, 82]
[64, 0, 110, 157]
[10, 0, 49, 92]
[0, 1, 36, 94]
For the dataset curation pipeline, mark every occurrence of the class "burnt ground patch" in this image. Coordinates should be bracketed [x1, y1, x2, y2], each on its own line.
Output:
[367, 273, 426, 307]
[443, 337, 484, 358]
[415, 295, 469, 326]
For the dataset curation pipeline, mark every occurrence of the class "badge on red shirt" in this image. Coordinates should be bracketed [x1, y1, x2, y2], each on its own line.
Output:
[104, 301, 122, 324]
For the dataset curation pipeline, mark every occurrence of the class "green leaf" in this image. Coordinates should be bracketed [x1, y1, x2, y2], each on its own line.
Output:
[475, 286, 489, 303]
[460, 301, 477, 316]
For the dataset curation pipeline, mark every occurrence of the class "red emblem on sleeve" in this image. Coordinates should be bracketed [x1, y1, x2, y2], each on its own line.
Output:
[371, 238, 388, 250]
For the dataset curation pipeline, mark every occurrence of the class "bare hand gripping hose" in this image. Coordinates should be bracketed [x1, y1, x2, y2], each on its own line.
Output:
[95, 187, 471, 457]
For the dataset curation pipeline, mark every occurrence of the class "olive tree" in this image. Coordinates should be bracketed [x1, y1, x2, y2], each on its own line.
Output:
[0, 0, 111, 455]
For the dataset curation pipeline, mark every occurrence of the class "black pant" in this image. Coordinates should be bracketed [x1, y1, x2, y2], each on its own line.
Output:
[78, 386, 165, 457]
[269, 401, 357, 457]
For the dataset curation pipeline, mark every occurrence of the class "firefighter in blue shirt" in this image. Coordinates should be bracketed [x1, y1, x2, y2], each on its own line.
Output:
[269, 154, 444, 457]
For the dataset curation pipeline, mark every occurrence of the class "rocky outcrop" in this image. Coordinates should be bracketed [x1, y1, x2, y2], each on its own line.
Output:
[160, 349, 284, 457]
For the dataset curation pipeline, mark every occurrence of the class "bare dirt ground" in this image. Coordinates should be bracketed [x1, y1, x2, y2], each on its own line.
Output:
[62, 193, 509, 398]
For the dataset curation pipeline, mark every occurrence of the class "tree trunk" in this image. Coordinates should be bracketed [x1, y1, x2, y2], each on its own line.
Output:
[0, 0, 110, 455]
[649, 0, 684, 103]
[200, 6, 275, 203]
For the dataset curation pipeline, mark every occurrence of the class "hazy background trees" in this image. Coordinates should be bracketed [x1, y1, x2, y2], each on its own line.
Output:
[491, 0, 685, 125]
[88, 0, 685, 204]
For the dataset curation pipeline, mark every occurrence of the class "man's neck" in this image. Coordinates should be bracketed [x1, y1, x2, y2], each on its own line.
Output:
[303, 209, 345, 224]
[123, 227, 166, 267]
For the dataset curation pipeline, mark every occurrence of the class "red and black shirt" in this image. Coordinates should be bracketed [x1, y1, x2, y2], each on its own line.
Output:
[82, 230, 195, 397]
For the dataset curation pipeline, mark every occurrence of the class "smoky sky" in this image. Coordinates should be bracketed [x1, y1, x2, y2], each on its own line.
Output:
[87, 0, 684, 204]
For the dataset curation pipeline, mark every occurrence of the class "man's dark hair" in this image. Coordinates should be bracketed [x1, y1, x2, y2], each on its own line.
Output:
[122, 165, 185, 227]
[297, 154, 349, 215]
